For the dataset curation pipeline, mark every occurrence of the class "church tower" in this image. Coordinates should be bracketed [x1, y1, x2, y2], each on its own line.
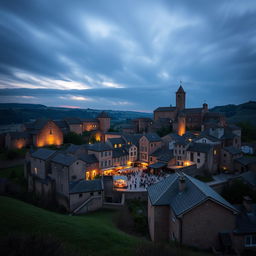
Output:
[176, 85, 186, 111]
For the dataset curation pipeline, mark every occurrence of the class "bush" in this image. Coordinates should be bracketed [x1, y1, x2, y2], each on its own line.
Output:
[64, 132, 83, 145]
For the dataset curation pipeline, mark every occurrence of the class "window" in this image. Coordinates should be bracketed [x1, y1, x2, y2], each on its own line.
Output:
[105, 152, 107, 157]
[49, 129, 53, 135]
[101, 152, 104, 157]
[197, 159, 200, 163]
[76, 162, 79, 165]
[79, 193, 83, 198]
[214, 150, 217, 155]
[105, 161, 107, 166]
[71, 175, 77, 180]
[224, 153, 227, 157]
[245, 235, 256, 247]
[197, 152, 200, 157]
[98, 191, 101, 195]
[108, 160, 111, 166]
[90, 192, 94, 196]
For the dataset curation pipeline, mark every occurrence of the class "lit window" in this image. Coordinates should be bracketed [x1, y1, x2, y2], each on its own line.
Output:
[34, 168, 38, 174]
[214, 150, 217, 155]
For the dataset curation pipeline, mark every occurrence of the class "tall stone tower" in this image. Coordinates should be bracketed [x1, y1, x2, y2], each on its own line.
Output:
[176, 85, 186, 111]
[177, 113, 186, 136]
[97, 111, 110, 132]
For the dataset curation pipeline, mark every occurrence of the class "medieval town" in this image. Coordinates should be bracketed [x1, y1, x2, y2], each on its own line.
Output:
[1, 85, 256, 256]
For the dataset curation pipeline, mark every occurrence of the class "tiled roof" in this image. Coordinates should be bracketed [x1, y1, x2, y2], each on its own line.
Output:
[144, 133, 161, 142]
[122, 134, 142, 146]
[235, 156, 256, 166]
[187, 143, 212, 153]
[51, 153, 77, 166]
[54, 120, 69, 129]
[148, 173, 238, 216]
[154, 107, 176, 112]
[65, 144, 82, 154]
[69, 179, 103, 194]
[174, 137, 189, 146]
[31, 148, 57, 160]
[239, 171, 256, 187]
[87, 143, 112, 152]
[196, 133, 221, 143]
[108, 138, 126, 146]
[78, 154, 98, 164]
[80, 118, 98, 123]
[223, 146, 242, 155]
[113, 148, 128, 158]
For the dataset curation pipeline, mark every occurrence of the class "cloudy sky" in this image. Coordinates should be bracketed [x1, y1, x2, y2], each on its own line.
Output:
[0, 0, 255, 112]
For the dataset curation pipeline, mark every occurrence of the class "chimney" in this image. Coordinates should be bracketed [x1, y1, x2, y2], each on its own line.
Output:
[203, 103, 208, 111]
[179, 175, 186, 192]
[243, 196, 252, 212]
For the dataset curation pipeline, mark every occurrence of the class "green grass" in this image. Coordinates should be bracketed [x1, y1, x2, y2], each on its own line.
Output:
[0, 196, 141, 256]
[0, 196, 212, 256]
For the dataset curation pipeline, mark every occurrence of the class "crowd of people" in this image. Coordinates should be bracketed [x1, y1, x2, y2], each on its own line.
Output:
[119, 168, 167, 191]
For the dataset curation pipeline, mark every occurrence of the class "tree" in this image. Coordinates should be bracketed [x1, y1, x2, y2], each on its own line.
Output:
[64, 132, 83, 145]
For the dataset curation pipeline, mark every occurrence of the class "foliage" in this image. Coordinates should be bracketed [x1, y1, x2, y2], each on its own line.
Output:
[0, 165, 26, 187]
[156, 126, 173, 137]
[221, 180, 256, 204]
[236, 121, 256, 142]
[108, 126, 120, 132]
[0, 148, 27, 160]
[64, 132, 84, 145]
[89, 134, 97, 144]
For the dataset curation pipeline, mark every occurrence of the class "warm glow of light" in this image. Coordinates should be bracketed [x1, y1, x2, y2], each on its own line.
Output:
[95, 133, 101, 142]
[15, 139, 26, 149]
[141, 162, 148, 167]
[184, 161, 190, 166]
[214, 150, 217, 155]
[188, 138, 192, 142]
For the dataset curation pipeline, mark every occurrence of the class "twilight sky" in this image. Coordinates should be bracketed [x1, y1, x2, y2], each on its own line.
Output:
[0, 0, 255, 112]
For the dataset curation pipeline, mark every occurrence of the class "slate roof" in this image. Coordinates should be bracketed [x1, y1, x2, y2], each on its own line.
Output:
[148, 173, 238, 216]
[174, 137, 189, 146]
[78, 154, 98, 164]
[176, 85, 185, 93]
[164, 133, 182, 141]
[150, 147, 174, 162]
[87, 143, 112, 152]
[234, 156, 256, 166]
[122, 134, 142, 146]
[239, 171, 256, 187]
[113, 148, 128, 158]
[65, 144, 82, 154]
[196, 133, 221, 143]
[187, 143, 212, 153]
[69, 179, 103, 194]
[223, 146, 242, 155]
[33, 118, 49, 130]
[108, 137, 126, 146]
[221, 130, 236, 140]
[144, 133, 161, 142]
[31, 148, 57, 160]
[51, 153, 77, 166]
[154, 107, 176, 112]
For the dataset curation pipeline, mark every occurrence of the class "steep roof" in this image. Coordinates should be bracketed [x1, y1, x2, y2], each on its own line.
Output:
[108, 137, 126, 146]
[223, 146, 242, 155]
[187, 143, 212, 153]
[87, 142, 112, 152]
[64, 117, 81, 125]
[78, 154, 98, 164]
[51, 153, 77, 166]
[65, 144, 82, 154]
[176, 85, 185, 93]
[148, 173, 238, 216]
[69, 179, 103, 194]
[31, 148, 57, 160]
[144, 133, 161, 142]
[8, 131, 30, 139]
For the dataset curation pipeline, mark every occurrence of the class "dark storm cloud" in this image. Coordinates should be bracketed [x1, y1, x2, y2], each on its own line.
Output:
[0, 0, 255, 111]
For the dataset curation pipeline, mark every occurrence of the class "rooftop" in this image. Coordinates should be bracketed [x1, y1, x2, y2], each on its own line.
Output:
[148, 173, 238, 216]
[51, 153, 77, 166]
[69, 179, 103, 194]
[31, 148, 57, 160]
[223, 146, 242, 155]
[87, 142, 112, 152]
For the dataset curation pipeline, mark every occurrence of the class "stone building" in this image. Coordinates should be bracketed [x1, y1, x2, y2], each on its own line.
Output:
[153, 84, 226, 134]
[139, 133, 162, 163]
[147, 173, 238, 249]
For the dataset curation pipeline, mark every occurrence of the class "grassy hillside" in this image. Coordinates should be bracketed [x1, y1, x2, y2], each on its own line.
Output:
[0, 196, 140, 256]
[211, 101, 256, 125]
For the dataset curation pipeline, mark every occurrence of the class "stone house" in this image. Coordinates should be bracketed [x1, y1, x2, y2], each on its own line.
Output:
[234, 157, 256, 173]
[125, 144, 138, 163]
[186, 143, 218, 174]
[139, 133, 162, 163]
[78, 154, 99, 180]
[5, 132, 31, 149]
[87, 143, 113, 170]
[65, 118, 83, 135]
[221, 146, 243, 172]
[112, 148, 129, 167]
[173, 137, 190, 166]
[147, 173, 238, 250]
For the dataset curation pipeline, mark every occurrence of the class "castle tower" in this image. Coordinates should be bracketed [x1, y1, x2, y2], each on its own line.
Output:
[177, 113, 186, 136]
[97, 111, 110, 133]
[176, 85, 186, 111]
